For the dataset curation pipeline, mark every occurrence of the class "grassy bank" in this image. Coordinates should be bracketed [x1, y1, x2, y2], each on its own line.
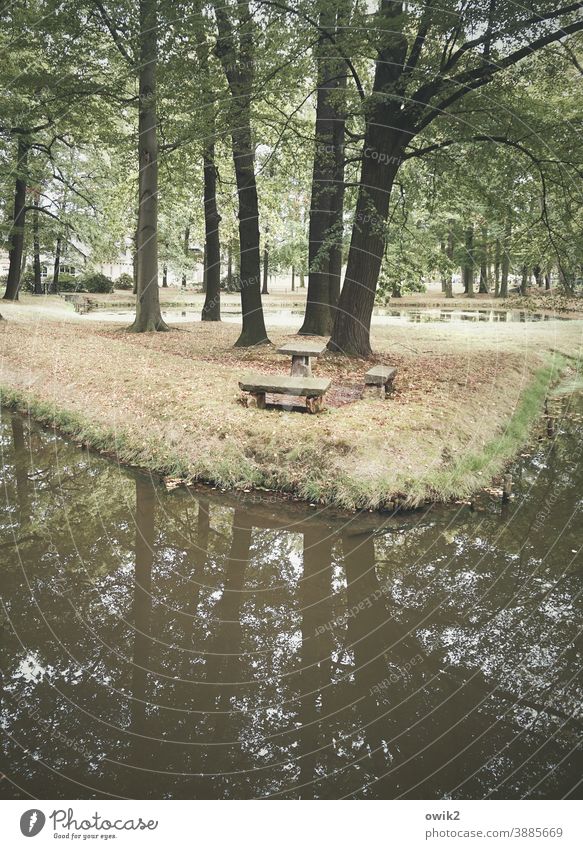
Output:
[0, 299, 581, 509]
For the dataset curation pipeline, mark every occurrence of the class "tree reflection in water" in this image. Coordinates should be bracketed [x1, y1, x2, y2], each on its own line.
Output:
[0, 402, 582, 799]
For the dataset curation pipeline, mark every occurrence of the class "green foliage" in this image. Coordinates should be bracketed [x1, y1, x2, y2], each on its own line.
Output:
[57, 274, 82, 292]
[19, 268, 37, 293]
[76, 272, 114, 294]
[114, 273, 134, 290]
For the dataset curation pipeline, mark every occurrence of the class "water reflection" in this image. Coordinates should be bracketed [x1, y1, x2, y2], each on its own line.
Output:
[84, 307, 569, 326]
[1, 402, 582, 799]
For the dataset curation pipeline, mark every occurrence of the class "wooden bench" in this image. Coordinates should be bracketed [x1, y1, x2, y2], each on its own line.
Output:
[239, 373, 331, 413]
[363, 365, 397, 399]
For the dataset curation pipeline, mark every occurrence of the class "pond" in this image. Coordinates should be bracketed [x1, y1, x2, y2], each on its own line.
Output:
[1, 397, 582, 799]
[83, 307, 568, 326]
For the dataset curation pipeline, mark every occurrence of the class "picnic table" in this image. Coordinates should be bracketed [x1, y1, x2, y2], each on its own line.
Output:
[277, 340, 327, 377]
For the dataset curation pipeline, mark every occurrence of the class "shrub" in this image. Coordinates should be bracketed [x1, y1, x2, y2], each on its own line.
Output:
[19, 268, 36, 292]
[56, 273, 84, 292]
[76, 272, 114, 294]
[115, 273, 134, 290]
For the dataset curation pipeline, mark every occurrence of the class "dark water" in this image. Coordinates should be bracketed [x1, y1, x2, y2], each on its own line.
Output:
[89, 306, 568, 326]
[1, 400, 582, 800]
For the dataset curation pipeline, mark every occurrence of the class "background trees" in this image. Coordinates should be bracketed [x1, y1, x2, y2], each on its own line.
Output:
[1, 1, 581, 352]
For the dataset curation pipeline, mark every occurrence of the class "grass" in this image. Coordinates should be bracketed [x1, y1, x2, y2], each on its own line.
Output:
[411, 356, 566, 504]
[1, 295, 581, 510]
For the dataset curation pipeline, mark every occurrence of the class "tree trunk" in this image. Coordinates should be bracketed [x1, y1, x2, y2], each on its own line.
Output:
[440, 239, 446, 292]
[533, 264, 542, 287]
[261, 236, 269, 295]
[202, 244, 207, 291]
[52, 236, 62, 294]
[300, 3, 346, 337]
[226, 240, 233, 289]
[328, 4, 408, 356]
[463, 225, 475, 298]
[32, 196, 43, 295]
[201, 137, 222, 321]
[128, 0, 168, 332]
[328, 87, 346, 317]
[162, 263, 168, 287]
[445, 225, 454, 298]
[214, 1, 268, 347]
[479, 228, 488, 293]
[494, 237, 501, 297]
[291, 265, 295, 292]
[520, 265, 529, 296]
[132, 226, 138, 294]
[499, 217, 511, 298]
[3, 136, 29, 302]
[545, 271, 551, 290]
[231, 125, 268, 345]
[181, 225, 190, 289]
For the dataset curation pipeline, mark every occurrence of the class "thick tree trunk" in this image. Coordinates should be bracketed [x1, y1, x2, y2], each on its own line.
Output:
[300, 3, 346, 337]
[214, 1, 268, 346]
[231, 124, 268, 345]
[520, 265, 529, 296]
[132, 226, 138, 294]
[328, 3, 408, 356]
[202, 245, 208, 291]
[545, 271, 551, 290]
[32, 197, 43, 295]
[128, 0, 168, 332]
[3, 136, 29, 302]
[328, 98, 346, 317]
[201, 139, 221, 321]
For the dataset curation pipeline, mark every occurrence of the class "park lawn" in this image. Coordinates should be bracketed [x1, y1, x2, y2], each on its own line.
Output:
[1, 297, 582, 510]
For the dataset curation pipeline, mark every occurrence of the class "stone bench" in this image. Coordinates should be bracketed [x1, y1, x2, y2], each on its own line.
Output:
[363, 365, 397, 399]
[239, 373, 331, 413]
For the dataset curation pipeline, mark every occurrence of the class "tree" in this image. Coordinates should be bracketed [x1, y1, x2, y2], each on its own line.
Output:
[299, 0, 349, 336]
[3, 137, 29, 301]
[325, 1, 583, 355]
[128, 0, 168, 331]
[213, 0, 269, 346]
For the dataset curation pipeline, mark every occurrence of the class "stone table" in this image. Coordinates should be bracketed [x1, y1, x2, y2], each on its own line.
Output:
[277, 340, 327, 377]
